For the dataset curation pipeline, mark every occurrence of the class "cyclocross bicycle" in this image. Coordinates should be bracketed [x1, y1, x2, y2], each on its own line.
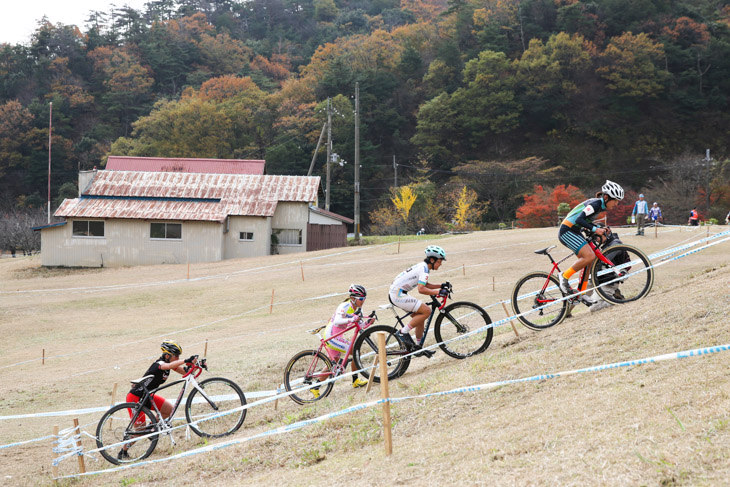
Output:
[283, 311, 410, 405]
[352, 282, 494, 381]
[95, 357, 247, 465]
[511, 226, 654, 331]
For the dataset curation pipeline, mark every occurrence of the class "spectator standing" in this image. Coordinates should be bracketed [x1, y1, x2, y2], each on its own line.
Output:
[689, 207, 700, 226]
[648, 202, 663, 226]
[632, 193, 649, 235]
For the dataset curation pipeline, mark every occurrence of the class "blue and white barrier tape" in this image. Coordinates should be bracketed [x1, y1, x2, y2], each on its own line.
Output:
[57, 341, 730, 479]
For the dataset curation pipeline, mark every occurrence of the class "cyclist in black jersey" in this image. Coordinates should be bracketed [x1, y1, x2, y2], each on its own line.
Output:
[118, 340, 197, 460]
[558, 180, 624, 302]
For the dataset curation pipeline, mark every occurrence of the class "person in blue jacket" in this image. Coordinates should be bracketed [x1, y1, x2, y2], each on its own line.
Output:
[632, 194, 649, 235]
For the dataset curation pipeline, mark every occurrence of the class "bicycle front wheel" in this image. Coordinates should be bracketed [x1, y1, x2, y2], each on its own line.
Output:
[434, 302, 493, 359]
[353, 325, 410, 383]
[95, 402, 159, 465]
[511, 271, 568, 330]
[284, 350, 334, 405]
[185, 378, 247, 438]
[592, 244, 654, 304]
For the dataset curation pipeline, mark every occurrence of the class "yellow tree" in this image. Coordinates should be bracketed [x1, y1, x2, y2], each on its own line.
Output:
[392, 185, 418, 226]
[449, 186, 488, 230]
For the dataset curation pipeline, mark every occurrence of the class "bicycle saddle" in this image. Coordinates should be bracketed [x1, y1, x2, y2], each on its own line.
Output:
[534, 245, 556, 255]
[130, 375, 154, 385]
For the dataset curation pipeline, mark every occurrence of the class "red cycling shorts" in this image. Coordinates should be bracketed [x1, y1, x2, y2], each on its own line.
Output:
[126, 392, 166, 424]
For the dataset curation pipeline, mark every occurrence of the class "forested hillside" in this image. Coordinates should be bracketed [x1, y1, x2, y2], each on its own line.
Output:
[1, 0, 729, 231]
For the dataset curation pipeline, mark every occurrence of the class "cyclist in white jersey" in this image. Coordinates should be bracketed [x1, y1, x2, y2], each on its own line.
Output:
[390, 245, 448, 353]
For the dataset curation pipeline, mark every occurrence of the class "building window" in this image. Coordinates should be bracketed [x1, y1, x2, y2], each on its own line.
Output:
[274, 228, 302, 245]
[72, 220, 105, 237]
[239, 231, 254, 241]
[151, 222, 182, 240]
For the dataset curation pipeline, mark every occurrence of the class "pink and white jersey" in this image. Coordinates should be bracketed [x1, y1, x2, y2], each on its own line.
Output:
[389, 262, 429, 295]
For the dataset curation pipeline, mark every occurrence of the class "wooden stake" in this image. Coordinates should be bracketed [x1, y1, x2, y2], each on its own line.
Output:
[270, 289, 275, 314]
[462, 264, 465, 276]
[492, 276, 495, 292]
[501, 302, 520, 338]
[52, 425, 59, 479]
[300, 261, 305, 282]
[365, 352, 380, 394]
[204, 339, 208, 358]
[187, 249, 190, 280]
[42, 348, 45, 365]
[376, 332, 393, 456]
[72, 418, 86, 474]
[108, 382, 118, 429]
[397, 237, 400, 254]
[655, 223, 658, 239]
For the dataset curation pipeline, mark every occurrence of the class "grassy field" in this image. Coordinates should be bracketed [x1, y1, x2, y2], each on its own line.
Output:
[1, 225, 729, 486]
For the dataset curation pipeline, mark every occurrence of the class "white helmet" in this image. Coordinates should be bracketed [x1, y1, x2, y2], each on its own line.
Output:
[601, 180, 624, 200]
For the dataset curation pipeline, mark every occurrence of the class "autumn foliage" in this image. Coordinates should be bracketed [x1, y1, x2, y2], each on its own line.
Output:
[516, 184, 585, 228]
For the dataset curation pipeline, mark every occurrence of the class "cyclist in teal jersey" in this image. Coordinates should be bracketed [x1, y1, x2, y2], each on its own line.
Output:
[558, 180, 624, 301]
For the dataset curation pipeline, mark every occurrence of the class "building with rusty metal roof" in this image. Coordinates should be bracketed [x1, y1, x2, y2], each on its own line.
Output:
[34, 170, 351, 267]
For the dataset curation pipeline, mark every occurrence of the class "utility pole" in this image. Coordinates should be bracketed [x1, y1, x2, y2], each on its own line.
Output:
[393, 155, 397, 188]
[354, 82, 360, 243]
[47, 102, 52, 224]
[307, 123, 326, 177]
[325, 98, 332, 211]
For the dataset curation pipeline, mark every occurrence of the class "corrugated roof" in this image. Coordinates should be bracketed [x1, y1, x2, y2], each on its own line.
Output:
[55, 171, 320, 222]
[106, 156, 265, 175]
[309, 206, 354, 224]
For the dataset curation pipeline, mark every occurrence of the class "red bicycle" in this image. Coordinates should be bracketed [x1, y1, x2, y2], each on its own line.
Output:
[511, 227, 654, 330]
[283, 311, 409, 405]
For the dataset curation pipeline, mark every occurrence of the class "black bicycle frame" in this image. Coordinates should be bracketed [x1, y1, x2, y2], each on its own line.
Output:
[390, 295, 444, 348]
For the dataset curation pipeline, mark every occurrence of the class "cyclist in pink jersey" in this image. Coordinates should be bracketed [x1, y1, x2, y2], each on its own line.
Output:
[311, 284, 371, 398]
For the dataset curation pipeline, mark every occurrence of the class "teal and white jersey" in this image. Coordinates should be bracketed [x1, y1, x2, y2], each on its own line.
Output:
[562, 198, 606, 230]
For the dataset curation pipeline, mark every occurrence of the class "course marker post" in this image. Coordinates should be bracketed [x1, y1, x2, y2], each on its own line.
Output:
[462, 264, 465, 276]
[300, 261, 305, 282]
[365, 351, 379, 394]
[655, 223, 658, 239]
[270, 289, 275, 314]
[42, 348, 45, 365]
[397, 237, 400, 254]
[108, 382, 118, 429]
[72, 418, 85, 474]
[376, 332, 393, 456]
[52, 425, 59, 479]
[204, 339, 208, 358]
[492, 276, 495, 292]
[501, 302, 519, 337]
[187, 249, 190, 280]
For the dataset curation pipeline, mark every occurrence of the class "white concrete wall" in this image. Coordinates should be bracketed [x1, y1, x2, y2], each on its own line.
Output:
[40, 219, 223, 267]
[223, 216, 272, 259]
[271, 202, 308, 255]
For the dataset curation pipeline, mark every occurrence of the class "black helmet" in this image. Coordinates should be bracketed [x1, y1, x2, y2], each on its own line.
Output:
[160, 340, 182, 356]
[349, 284, 367, 298]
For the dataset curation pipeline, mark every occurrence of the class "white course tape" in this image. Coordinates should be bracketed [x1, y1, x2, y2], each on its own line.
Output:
[0, 389, 279, 421]
[56, 341, 730, 479]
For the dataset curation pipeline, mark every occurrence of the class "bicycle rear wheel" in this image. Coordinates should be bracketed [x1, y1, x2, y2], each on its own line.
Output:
[511, 271, 568, 330]
[95, 402, 159, 465]
[185, 378, 247, 438]
[284, 350, 334, 405]
[591, 244, 653, 304]
[353, 325, 410, 382]
[434, 301, 493, 359]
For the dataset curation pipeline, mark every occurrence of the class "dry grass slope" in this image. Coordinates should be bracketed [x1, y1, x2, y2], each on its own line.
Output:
[0, 226, 728, 486]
